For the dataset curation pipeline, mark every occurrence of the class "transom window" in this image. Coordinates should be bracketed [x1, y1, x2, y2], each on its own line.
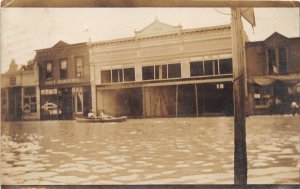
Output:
[142, 63, 181, 81]
[190, 58, 232, 77]
[101, 67, 135, 84]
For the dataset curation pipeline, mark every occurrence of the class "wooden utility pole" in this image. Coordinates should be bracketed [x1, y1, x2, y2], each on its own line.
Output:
[231, 8, 247, 184]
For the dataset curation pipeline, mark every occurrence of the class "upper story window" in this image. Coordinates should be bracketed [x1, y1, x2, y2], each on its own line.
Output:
[60, 59, 67, 79]
[142, 66, 155, 80]
[9, 76, 16, 85]
[190, 58, 232, 77]
[101, 70, 112, 84]
[46, 61, 53, 80]
[219, 58, 233, 74]
[112, 69, 123, 83]
[101, 67, 135, 84]
[168, 63, 181, 78]
[124, 68, 135, 82]
[142, 63, 181, 81]
[75, 57, 83, 78]
[279, 48, 287, 74]
[267, 48, 287, 75]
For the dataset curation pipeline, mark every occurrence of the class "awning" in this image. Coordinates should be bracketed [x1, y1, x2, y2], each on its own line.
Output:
[252, 77, 275, 86]
[268, 74, 300, 84]
[250, 74, 300, 86]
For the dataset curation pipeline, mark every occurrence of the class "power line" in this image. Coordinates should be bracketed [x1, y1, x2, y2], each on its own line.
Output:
[214, 8, 230, 16]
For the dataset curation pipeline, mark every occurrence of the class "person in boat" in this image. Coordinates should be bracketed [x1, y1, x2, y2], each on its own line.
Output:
[100, 110, 112, 119]
[291, 100, 299, 116]
[88, 110, 95, 118]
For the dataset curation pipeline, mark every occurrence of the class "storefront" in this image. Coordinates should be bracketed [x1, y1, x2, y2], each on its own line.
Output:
[36, 40, 91, 120]
[90, 19, 235, 118]
[40, 86, 91, 120]
[1, 60, 40, 121]
[248, 75, 300, 115]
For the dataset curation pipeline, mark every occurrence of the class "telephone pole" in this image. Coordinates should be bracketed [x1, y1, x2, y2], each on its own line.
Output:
[231, 8, 248, 184]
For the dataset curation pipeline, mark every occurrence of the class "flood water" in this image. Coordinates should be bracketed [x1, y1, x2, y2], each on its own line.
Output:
[1, 115, 299, 184]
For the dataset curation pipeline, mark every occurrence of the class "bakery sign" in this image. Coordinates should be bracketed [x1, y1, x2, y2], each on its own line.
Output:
[45, 78, 81, 85]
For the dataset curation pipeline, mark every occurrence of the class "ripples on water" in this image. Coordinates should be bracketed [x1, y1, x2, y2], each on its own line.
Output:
[1, 116, 299, 184]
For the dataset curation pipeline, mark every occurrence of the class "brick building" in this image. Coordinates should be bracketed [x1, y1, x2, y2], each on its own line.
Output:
[246, 32, 300, 115]
[36, 41, 91, 120]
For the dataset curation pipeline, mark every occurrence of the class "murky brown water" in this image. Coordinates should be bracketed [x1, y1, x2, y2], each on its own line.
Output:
[1, 116, 299, 184]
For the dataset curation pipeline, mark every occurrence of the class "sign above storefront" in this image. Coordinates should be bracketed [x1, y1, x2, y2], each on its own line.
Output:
[45, 78, 82, 85]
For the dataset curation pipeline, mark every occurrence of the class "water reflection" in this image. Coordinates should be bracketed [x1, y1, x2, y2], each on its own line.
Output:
[1, 115, 299, 184]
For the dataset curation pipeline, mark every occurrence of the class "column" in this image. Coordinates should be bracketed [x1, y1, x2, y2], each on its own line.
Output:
[36, 86, 41, 120]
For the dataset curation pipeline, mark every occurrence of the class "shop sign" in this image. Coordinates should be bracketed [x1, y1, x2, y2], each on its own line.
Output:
[45, 78, 81, 85]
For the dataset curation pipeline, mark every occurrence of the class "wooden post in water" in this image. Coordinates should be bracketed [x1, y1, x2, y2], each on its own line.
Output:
[231, 8, 247, 185]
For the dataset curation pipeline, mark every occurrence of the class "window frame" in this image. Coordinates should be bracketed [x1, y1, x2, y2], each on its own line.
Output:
[46, 61, 53, 80]
[142, 63, 181, 81]
[75, 57, 84, 78]
[23, 87, 37, 113]
[60, 59, 68, 79]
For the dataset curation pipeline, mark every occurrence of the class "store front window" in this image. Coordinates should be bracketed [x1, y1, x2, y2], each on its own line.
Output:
[23, 87, 37, 113]
[254, 86, 272, 108]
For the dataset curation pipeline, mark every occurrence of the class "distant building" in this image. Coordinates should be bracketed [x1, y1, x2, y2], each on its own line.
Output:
[246, 32, 300, 115]
[89, 19, 238, 117]
[1, 59, 40, 121]
[36, 41, 91, 120]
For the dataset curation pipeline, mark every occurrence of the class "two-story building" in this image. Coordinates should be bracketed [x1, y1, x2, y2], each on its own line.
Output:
[36, 41, 91, 120]
[246, 32, 300, 115]
[89, 19, 239, 118]
[1, 60, 40, 121]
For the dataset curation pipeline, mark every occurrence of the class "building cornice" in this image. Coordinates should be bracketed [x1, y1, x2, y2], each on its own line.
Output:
[90, 24, 231, 47]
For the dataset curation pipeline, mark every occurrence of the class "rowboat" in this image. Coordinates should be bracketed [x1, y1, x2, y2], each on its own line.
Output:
[75, 116, 127, 123]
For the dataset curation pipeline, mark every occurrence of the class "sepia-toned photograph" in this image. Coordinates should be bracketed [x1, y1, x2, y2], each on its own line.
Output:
[1, 0, 299, 187]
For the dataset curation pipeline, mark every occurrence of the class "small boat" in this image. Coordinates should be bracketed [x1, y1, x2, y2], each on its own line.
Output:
[75, 116, 127, 123]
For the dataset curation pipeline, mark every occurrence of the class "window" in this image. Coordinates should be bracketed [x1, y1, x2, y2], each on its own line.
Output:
[23, 87, 37, 113]
[155, 65, 167, 79]
[168, 63, 181, 78]
[60, 59, 67, 79]
[254, 86, 272, 108]
[75, 57, 83, 77]
[190, 61, 204, 76]
[268, 49, 277, 74]
[142, 66, 155, 80]
[214, 60, 219, 75]
[219, 58, 232, 74]
[124, 68, 135, 81]
[10, 77, 16, 85]
[46, 62, 53, 79]
[101, 70, 111, 84]
[204, 60, 214, 75]
[1, 90, 7, 106]
[112, 69, 123, 83]
[101, 67, 136, 84]
[142, 63, 181, 81]
[216, 83, 224, 89]
[267, 48, 288, 75]
[279, 48, 287, 74]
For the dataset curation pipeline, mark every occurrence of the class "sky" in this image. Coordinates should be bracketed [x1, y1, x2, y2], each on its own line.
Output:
[0, 8, 299, 73]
